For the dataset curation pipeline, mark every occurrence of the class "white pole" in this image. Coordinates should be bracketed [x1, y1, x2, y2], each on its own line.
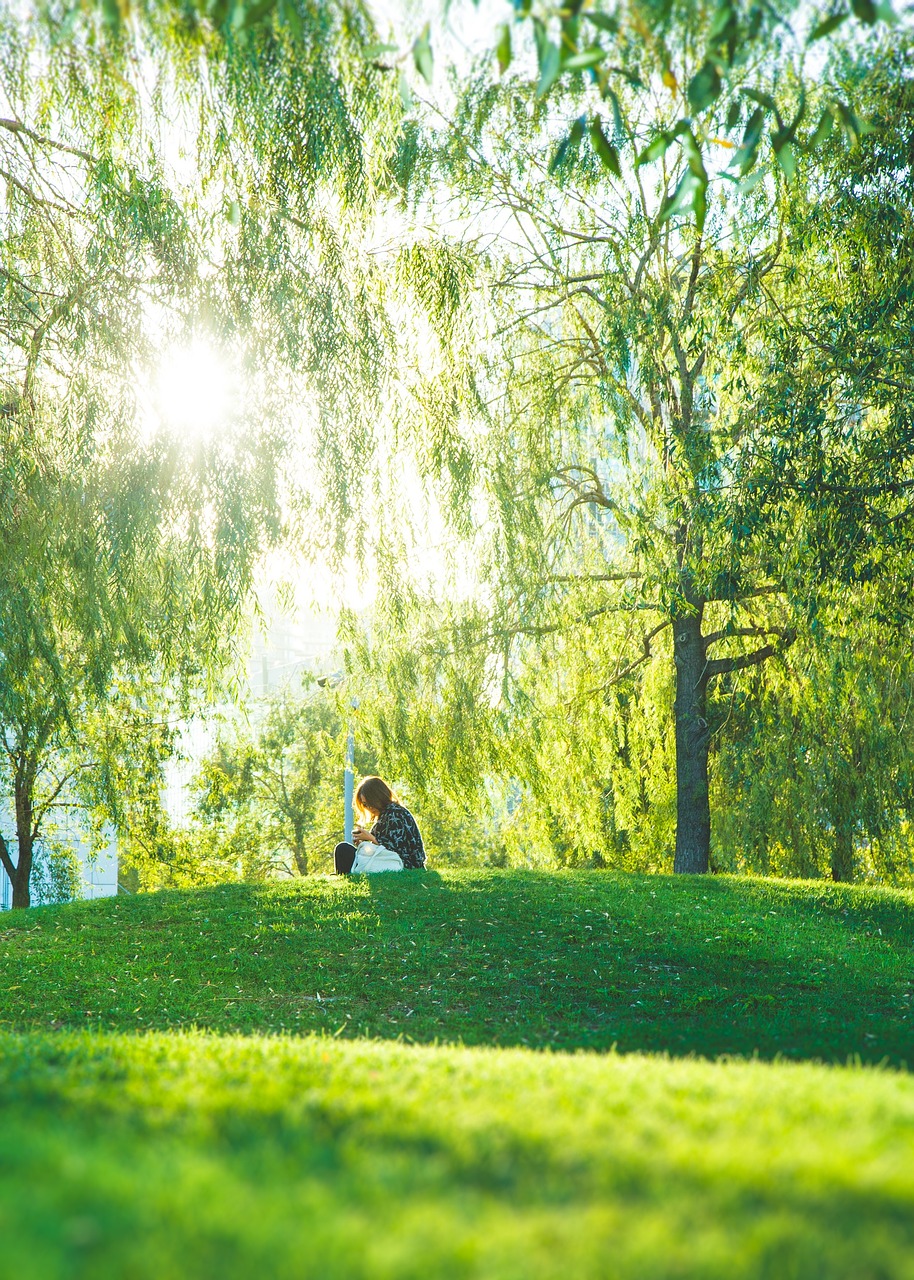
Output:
[344, 725, 355, 844]
[344, 695, 360, 843]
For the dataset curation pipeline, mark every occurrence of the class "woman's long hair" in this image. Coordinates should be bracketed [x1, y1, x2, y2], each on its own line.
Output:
[355, 776, 394, 821]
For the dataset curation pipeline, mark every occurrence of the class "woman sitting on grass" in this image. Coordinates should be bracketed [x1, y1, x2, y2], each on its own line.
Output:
[334, 776, 427, 875]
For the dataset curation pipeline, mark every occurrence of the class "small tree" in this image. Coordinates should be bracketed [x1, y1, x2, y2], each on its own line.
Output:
[191, 689, 375, 877]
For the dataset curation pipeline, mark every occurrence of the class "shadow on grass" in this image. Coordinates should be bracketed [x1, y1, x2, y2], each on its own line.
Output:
[0, 871, 911, 1066]
[2, 1031, 913, 1280]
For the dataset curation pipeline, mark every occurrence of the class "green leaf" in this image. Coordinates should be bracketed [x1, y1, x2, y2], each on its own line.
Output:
[732, 106, 766, 174]
[239, 0, 277, 28]
[835, 100, 874, 142]
[687, 60, 722, 113]
[584, 11, 619, 33]
[496, 23, 512, 74]
[774, 140, 796, 180]
[563, 45, 606, 71]
[278, 0, 301, 39]
[412, 24, 434, 85]
[810, 106, 835, 147]
[851, 0, 877, 20]
[100, 0, 122, 32]
[737, 167, 767, 194]
[537, 40, 561, 96]
[742, 88, 780, 122]
[398, 72, 413, 110]
[708, 0, 738, 48]
[549, 116, 586, 174]
[604, 86, 625, 141]
[364, 42, 398, 59]
[725, 101, 741, 131]
[682, 128, 708, 183]
[590, 116, 621, 176]
[659, 169, 702, 224]
[810, 11, 848, 40]
[637, 131, 674, 166]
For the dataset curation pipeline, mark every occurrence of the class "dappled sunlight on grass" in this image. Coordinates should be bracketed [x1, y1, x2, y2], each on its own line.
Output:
[0, 870, 911, 1064]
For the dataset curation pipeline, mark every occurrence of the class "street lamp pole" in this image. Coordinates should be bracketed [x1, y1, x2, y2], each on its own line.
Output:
[317, 674, 360, 847]
[344, 694, 359, 843]
[344, 721, 355, 843]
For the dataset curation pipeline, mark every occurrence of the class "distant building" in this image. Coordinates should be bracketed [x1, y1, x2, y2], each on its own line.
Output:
[248, 610, 339, 697]
[0, 804, 119, 909]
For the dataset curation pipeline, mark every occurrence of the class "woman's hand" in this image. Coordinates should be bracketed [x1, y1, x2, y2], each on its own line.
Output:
[352, 827, 372, 845]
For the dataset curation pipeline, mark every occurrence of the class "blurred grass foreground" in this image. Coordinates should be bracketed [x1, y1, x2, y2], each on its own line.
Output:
[1, 870, 913, 1278]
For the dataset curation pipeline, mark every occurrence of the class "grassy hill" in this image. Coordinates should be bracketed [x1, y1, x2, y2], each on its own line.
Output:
[1, 869, 912, 1062]
[1, 869, 914, 1279]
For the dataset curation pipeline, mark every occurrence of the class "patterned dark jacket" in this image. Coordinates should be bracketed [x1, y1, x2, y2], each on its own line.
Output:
[371, 802, 427, 870]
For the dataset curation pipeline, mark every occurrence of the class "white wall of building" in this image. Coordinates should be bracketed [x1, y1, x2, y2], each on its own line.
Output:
[0, 805, 119, 910]
[0, 609, 339, 904]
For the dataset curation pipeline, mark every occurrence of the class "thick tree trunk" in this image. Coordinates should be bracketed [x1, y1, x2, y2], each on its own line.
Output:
[11, 775, 33, 909]
[292, 830, 308, 876]
[673, 607, 711, 874]
[832, 827, 855, 882]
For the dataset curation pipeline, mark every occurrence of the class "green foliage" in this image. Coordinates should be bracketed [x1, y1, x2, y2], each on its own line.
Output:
[188, 688, 364, 879]
[27, 838, 82, 907]
[341, 23, 914, 881]
[0, 0, 410, 903]
[713, 601, 914, 883]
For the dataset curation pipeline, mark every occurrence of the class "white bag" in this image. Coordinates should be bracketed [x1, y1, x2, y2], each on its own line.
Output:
[351, 841, 404, 874]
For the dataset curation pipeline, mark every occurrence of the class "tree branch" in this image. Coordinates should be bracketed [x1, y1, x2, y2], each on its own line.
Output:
[0, 830, 16, 882]
[702, 624, 791, 651]
[576, 619, 672, 700]
[706, 630, 796, 679]
[0, 117, 94, 164]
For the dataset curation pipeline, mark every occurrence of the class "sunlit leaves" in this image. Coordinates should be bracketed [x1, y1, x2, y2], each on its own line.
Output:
[413, 23, 433, 85]
[496, 23, 512, 75]
[590, 116, 620, 176]
[482, 0, 897, 232]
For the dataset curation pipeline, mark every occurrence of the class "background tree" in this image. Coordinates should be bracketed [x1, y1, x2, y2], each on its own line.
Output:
[0, 0, 404, 903]
[340, 13, 914, 878]
[714, 592, 914, 883]
[190, 689, 368, 878]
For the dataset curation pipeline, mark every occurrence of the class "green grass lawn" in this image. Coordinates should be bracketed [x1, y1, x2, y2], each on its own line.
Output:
[1, 869, 913, 1278]
[1, 869, 911, 1062]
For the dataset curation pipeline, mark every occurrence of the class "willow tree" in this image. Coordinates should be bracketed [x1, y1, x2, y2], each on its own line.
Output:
[344, 6, 905, 875]
[0, 1, 401, 903]
[714, 591, 914, 884]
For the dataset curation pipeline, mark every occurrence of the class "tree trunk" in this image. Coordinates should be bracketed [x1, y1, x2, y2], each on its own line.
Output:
[673, 606, 711, 874]
[832, 826, 855, 882]
[292, 829, 308, 876]
[11, 773, 33, 909]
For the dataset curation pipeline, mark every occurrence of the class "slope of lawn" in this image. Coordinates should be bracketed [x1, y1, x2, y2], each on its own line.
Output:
[2, 1030, 914, 1280]
[2, 870, 914, 1279]
[0, 869, 911, 1063]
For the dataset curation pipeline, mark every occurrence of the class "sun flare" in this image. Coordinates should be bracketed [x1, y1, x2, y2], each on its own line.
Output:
[153, 339, 237, 439]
